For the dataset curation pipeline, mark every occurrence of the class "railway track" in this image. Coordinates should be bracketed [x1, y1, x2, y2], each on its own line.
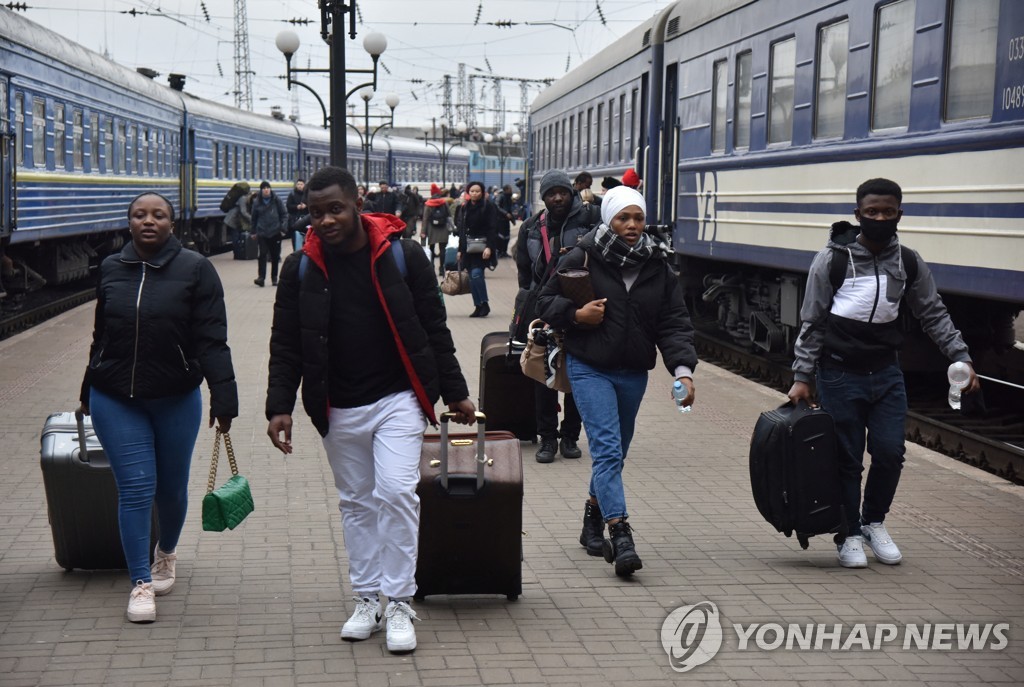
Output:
[0, 287, 95, 341]
[695, 330, 1024, 485]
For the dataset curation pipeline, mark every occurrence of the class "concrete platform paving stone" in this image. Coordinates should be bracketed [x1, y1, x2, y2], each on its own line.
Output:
[0, 246, 1022, 686]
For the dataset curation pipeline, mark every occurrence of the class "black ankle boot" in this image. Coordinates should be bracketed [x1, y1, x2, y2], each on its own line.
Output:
[579, 500, 604, 556]
[469, 305, 482, 318]
[602, 519, 643, 577]
[478, 302, 490, 317]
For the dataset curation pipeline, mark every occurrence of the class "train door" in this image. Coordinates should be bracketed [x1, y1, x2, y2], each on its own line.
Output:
[177, 113, 197, 242]
[658, 62, 679, 226]
[0, 77, 12, 242]
[637, 73, 649, 179]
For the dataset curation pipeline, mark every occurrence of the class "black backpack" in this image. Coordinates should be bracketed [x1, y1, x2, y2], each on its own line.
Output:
[429, 203, 449, 227]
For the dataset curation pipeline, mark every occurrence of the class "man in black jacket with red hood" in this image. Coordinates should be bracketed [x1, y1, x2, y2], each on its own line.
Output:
[264, 166, 475, 654]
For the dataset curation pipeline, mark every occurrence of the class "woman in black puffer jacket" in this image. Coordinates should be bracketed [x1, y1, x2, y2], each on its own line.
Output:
[455, 180, 498, 317]
[79, 192, 237, 624]
[537, 185, 697, 579]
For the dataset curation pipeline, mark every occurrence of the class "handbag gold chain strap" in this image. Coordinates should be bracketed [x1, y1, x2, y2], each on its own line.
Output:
[207, 429, 239, 494]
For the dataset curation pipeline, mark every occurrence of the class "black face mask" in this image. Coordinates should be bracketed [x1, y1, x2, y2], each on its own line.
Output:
[859, 216, 899, 243]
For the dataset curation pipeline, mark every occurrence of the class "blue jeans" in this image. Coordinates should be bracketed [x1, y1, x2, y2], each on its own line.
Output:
[816, 364, 907, 538]
[90, 386, 202, 584]
[566, 354, 648, 521]
[469, 266, 488, 307]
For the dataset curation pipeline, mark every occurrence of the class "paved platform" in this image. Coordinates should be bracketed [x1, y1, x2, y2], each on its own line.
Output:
[0, 245, 1022, 686]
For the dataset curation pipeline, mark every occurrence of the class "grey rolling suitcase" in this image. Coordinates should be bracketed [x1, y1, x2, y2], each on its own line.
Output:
[40, 411, 157, 571]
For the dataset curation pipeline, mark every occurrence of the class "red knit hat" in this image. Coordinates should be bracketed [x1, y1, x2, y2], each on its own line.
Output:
[430, 183, 442, 196]
[622, 169, 641, 188]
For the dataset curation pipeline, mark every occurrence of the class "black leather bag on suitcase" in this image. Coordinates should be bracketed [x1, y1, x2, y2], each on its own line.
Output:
[40, 411, 158, 571]
[749, 401, 847, 549]
[414, 413, 522, 601]
[479, 331, 536, 442]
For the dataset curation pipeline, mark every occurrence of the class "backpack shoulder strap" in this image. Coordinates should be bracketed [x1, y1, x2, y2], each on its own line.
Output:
[391, 238, 407, 279]
[900, 244, 918, 286]
[827, 247, 848, 294]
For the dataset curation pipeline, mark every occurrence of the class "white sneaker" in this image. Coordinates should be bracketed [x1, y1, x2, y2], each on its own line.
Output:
[340, 596, 383, 641]
[837, 535, 868, 568]
[861, 522, 903, 564]
[127, 581, 156, 623]
[150, 548, 177, 596]
[385, 600, 419, 653]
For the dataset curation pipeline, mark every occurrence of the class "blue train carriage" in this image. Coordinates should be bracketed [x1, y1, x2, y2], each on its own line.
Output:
[387, 136, 469, 191]
[527, 3, 662, 214]
[529, 0, 1023, 363]
[0, 7, 183, 286]
[187, 96, 306, 253]
[668, 0, 1024, 358]
[468, 148, 526, 191]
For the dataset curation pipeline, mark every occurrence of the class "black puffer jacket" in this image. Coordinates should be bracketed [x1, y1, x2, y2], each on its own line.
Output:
[515, 196, 601, 288]
[80, 236, 238, 418]
[536, 230, 697, 374]
[265, 213, 469, 436]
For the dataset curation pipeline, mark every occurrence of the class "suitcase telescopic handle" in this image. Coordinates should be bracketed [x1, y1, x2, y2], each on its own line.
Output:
[74, 409, 90, 464]
[439, 411, 487, 490]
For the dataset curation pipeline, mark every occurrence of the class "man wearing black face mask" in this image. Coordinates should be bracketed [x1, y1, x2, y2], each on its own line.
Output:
[788, 178, 980, 570]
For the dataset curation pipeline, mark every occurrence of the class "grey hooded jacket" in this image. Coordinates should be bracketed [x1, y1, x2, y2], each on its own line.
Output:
[792, 231, 971, 383]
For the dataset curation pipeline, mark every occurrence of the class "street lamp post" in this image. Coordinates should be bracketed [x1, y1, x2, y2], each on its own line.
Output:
[352, 89, 399, 186]
[423, 121, 467, 188]
[495, 131, 522, 188]
[275, 3, 388, 169]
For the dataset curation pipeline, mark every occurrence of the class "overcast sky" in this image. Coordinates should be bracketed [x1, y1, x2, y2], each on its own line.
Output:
[21, 0, 667, 133]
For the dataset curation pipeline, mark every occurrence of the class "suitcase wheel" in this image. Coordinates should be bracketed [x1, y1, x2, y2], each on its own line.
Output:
[506, 593, 519, 601]
[413, 593, 425, 602]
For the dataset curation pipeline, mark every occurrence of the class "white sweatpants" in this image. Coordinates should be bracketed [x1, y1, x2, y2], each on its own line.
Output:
[322, 390, 427, 599]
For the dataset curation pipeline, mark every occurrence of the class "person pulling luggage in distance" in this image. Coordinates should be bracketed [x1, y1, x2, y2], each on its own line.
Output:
[264, 166, 476, 654]
[788, 177, 979, 569]
[537, 186, 697, 577]
[79, 192, 238, 623]
[515, 169, 600, 463]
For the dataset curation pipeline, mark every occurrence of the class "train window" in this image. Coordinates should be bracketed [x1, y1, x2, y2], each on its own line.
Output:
[585, 109, 592, 165]
[568, 115, 576, 168]
[72, 110, 83, 170]
[712, 60, 728, 152]
[0, 87, 6, 128]
[104, 120, 113, 174]
[116, 123, 126, 174]
[815, 20, 849, 139]
[213, 142, 220, 178]
[945, 0, 998, 121]
[89, 113, 99, 172]
[32, 98, 45, 168]
[630, 88, 638, 157]
[618, 94, 626, 161]
[127, 124, 136, 175]
[596, 104, 603, 164]
[872, 0, 916, 130]
[134, 125, 143, 175]
[155, 130, 163, 176]
[769, 38, 796, 144]
[146, 129, 154, 176]
[602, 99, 610, 162]
[54, 104, 66, 169]
[15, 93, 24, 166]
[735, 52, 752, 149]
[223, 145, 230, 178]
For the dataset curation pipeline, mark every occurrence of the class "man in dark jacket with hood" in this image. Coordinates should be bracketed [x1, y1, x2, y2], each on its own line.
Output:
[252, 180, 288, 287]
[265, 166, 475, 654]
[515, 169, 600, 463]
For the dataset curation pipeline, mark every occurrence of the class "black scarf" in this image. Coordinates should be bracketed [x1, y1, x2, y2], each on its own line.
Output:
[593, 224, 655, 268]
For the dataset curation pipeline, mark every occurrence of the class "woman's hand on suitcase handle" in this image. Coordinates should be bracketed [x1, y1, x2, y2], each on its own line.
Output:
[77, 402, 89, 417]
[447, 399, 477, 425]
[267, 414, 293, 454]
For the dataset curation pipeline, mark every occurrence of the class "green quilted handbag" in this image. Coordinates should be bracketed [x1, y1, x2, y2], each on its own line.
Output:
[202, 430, 254, 532]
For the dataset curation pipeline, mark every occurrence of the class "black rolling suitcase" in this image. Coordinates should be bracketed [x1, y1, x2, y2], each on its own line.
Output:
[414, 413, 522, 601]
[235, 231, 258, 260]
[749, 401, 847, 549]
[40, 411, 157, 571]
[479, 331, 536, 442]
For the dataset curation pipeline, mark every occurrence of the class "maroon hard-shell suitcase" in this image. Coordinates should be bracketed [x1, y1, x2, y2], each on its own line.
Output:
[40, 411, 157, 571]
[414, 413, 522, 600]
[479, 331, 536, 442]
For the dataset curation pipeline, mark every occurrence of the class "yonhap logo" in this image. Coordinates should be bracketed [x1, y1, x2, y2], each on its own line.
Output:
[660, 601, 723, 672]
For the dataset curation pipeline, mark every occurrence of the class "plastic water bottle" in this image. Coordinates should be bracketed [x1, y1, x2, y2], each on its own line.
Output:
[672, 380, 692, 414]
[947, 361, 970, 410]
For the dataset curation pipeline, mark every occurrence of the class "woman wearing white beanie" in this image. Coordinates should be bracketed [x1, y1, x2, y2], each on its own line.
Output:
[536, 186, 697, 577]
